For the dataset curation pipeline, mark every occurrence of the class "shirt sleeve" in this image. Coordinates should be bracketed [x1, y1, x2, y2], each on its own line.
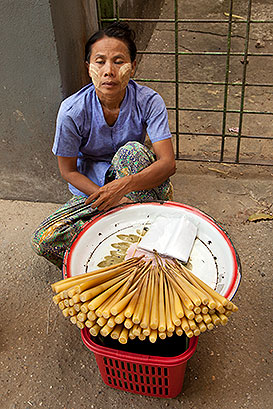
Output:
[52, 103, 82, 157]
[144, 93, 172, 144]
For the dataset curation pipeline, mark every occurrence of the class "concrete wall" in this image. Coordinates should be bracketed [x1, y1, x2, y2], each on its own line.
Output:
[0, 0, 98, 203]
[0, 0, 163, 204]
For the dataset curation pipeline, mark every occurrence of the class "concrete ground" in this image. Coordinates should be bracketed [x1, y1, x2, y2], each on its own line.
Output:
[1, 161, 272, 409]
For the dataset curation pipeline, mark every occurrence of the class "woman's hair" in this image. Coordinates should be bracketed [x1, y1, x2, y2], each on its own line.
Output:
[85, 22, 137, 63]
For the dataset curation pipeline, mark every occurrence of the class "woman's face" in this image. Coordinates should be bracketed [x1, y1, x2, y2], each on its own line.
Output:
[88, 36, 136, 99]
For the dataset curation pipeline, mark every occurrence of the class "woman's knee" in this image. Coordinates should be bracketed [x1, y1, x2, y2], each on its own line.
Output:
[112, 141, 155, 174]
[30, 227, 46, 256]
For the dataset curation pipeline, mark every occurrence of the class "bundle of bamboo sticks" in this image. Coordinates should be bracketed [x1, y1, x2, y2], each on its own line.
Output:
[51, 255, 238, 344]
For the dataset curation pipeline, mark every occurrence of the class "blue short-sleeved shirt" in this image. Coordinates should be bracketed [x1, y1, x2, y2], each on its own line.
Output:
[52, 79, 172, 196]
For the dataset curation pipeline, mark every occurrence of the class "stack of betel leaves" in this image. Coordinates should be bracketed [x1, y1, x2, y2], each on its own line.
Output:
[51, 255, 238, 344]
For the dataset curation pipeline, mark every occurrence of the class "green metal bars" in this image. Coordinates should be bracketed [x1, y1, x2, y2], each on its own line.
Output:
[96, 0, 273, 166]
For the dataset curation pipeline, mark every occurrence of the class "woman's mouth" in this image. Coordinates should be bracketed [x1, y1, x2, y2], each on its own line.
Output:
[102, 81, 117, 87]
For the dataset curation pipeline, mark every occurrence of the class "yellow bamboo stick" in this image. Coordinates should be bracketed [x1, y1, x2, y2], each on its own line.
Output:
[217, 313, 229, 326]
[63, 298, 70, 307]
[232, 303, 239, 312]
[58, 300, 65, 310]
[97, 317, 107, 327]
[168, 283, 181, 326]
[202, 313, 212, 324]
[67, 286, 78, 298]
[164, 276, 175, 333]
[211, 314, 221, 326]
[175, 263, 217, 309]
[188, 319, 197, 330]
[158, 267, 166, 332]
[195, 314, 203, 323]
[183, 305, 195, 320]
[114, 310, 126, 324]
[124, 274, 146, 318]
[80, 302, 91, 314]
[72, 293, 81, 304]
[52, 257, 140, 292]
[104, 269, 138, 317]
[175, 326, 183, 336]
[224, 309, 232, 317]
[100, 324, 114, 337]
[77, 312, 87, 322]
[165, 272, 194, 311]
[128, 328, 136, 340]
[181, 317, 190, 332]
[207, 322, 214, 331]
[143, 327, 151, 337]
[132, 324, 141, 337]
[53, 293, 63, 304]
[89, 324, 101, 336]
[70, 316, 77, 325]
[94, 291, 117, 317]
[171, 282, 184, 318]
[69, 298, 75, 307]
[180, 264, 229, 307]
[107, 316, 116, 328]
[62, 307, 70, 318]
[124, 318, 134, 329]
[166, 266, 203, 306]
[150, 269, 159, 329]
[68, 307, 77, 316]
[132, 272, 150, 325]
[149, 329, 158, 343]
[138, 332, 146, 341]
[201, 306, 209, 314]
[76, 321, 85, 329]
[111, 324, 123, 339]
[119, 327, 129, 344]
[85, 319, 96, 328]
[185, 329, 194, 338]
[158, 331, 166, 340]
[110, 288, 138, 317]
[87, 275, 129, 308]
[87, 310, 96, 321]
[140, 268, 154, 329]
[215, 299, 225, 314]
[198, 321, 207, 333]
[193, 328, 200, 336]
[193, 306, 201, 314]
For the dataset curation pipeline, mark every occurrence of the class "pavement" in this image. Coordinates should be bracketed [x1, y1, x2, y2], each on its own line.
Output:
[0, 161, 272, 409]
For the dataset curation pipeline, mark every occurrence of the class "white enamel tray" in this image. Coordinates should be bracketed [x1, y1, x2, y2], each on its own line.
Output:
[63, 202, 241, 300]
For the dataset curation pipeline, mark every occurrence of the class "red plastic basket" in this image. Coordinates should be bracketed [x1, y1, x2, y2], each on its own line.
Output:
[81, 327, 198, 398]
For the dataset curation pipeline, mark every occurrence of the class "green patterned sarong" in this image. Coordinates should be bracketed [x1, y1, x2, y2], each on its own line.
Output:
[31, 141, 173, 268]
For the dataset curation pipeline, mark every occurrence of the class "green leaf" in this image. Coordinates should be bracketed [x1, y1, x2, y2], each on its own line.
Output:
[248, 213, 273, 222]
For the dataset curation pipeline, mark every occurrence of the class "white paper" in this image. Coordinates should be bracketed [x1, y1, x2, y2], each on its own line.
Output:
[138, 215, 198, 263]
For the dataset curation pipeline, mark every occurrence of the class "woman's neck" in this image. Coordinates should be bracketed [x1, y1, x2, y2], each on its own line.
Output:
[96, 89, 126, 110]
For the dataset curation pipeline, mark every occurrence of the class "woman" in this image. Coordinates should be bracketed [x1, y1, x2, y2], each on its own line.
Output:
[31, 22, 176, 269]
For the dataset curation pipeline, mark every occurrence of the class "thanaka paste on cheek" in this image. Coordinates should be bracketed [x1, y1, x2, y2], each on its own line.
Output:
[119, 63, 133, 89]
[89, 63, 100, 88]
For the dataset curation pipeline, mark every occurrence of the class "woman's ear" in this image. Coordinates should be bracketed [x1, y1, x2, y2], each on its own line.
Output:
[130, 60, 137, 77]
[86, 61, 92, 80]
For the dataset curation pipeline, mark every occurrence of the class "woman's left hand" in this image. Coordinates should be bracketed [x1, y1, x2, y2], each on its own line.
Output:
[85, 176, 132, 211]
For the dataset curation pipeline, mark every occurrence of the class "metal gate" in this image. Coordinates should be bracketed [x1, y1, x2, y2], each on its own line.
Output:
[96, 0, 273, 166]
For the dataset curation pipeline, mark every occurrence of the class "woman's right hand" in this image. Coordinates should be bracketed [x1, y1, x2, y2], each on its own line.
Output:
[85, 176, 133, 211]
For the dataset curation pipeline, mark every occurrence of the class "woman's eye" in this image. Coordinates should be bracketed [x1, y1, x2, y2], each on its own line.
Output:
[115, 60, 124, 65]
[96, 60, 104, 65]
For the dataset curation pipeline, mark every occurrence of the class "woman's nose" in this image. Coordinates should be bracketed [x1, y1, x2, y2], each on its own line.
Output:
[103, 61, 115, 77]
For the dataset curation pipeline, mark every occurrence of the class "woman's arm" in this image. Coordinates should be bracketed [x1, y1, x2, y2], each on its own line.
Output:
[57, 156, 100, 196]
[85, 138, 176, 210]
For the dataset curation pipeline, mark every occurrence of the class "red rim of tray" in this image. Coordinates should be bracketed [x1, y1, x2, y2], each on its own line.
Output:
[63, 201, 241, 300]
